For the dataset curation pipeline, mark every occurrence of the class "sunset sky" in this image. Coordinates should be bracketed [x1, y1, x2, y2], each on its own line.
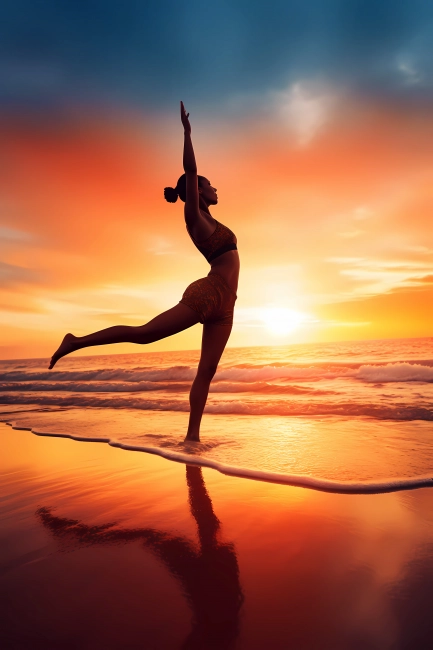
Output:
[1, 0, 433, 359]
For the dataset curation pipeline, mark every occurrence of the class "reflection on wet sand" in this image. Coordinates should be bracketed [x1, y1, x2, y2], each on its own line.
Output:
[37, 465, 244, 649]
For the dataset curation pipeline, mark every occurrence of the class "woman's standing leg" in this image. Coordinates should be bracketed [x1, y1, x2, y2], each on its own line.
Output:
[49, 303, 200, 369]
[185, 323, 232, 442]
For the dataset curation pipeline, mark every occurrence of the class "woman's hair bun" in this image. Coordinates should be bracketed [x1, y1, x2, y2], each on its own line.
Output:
[164, 186, 178, 203]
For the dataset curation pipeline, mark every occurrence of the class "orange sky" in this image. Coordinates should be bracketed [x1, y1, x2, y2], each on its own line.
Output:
[1, 91, 432, 360]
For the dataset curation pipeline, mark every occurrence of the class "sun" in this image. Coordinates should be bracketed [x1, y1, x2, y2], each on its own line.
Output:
[260, 307, 307, 336]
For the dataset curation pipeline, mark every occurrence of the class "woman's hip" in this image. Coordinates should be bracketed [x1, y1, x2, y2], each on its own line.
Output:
[179, 274, 237, 325]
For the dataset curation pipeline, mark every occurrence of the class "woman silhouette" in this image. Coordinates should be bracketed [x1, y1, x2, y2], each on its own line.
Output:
[48, 102, 240, 441]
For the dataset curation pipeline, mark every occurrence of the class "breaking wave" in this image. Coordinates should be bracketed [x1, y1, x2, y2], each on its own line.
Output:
[0, 380, 335, 396]
[1, 361, 433, 385]
[1, 347, 432, 424]
[355, 363, 433, 383]
[1, 391, 432, 420]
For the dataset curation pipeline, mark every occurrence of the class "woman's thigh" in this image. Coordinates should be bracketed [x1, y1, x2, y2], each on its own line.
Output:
[138, 303, 201, 343]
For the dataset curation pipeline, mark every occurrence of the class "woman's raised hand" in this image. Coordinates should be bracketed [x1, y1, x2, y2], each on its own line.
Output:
[180, 101, 191, 133]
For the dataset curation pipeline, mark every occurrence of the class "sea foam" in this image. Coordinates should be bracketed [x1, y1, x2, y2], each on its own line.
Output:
[4, 419, 433, 495]
[2, 361, 433, 385]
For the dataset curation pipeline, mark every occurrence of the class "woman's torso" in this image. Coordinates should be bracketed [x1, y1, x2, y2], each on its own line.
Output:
[187, 211, 240, 293]
[208, 249, 240, 293]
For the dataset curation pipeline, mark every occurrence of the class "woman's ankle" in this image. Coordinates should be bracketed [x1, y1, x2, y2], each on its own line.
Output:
[185, 431, 200, 442]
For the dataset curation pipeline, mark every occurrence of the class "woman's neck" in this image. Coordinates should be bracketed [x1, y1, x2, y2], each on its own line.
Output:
[198, 196, 212, 215]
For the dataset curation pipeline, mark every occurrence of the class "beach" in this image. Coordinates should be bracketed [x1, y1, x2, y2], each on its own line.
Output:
[2, 422, 433, 649]
[1, 338, 433, 648]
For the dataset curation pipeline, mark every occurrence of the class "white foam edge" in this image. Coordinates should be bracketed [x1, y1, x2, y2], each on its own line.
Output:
[3, 419, 433, 494]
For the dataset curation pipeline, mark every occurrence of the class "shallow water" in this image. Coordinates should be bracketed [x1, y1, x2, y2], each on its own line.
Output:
[1, 337, 433, 487]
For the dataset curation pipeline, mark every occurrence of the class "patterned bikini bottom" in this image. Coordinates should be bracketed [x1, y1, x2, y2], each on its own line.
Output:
[180, 272, 237, 326]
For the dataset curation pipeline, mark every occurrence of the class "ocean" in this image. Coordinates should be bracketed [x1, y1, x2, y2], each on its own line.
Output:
[1, 337, 433, 491]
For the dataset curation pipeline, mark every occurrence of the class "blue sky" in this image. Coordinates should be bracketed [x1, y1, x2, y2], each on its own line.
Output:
[1, 0, 433, 113]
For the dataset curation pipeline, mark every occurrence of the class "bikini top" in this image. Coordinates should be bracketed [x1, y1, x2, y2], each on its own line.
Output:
[187, 219, 238, 263]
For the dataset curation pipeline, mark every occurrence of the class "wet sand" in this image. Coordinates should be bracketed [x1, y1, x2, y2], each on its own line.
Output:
[1, 422, 433, 649]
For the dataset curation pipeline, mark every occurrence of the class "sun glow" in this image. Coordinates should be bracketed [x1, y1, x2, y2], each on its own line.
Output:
[260, 307, 309, 336]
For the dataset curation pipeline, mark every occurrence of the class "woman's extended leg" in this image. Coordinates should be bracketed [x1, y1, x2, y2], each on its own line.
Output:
[185, 323, 232, 442]
[49, 303, 200, 369]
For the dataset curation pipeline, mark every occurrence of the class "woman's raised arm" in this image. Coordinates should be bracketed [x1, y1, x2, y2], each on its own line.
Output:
[181, 101, 201, 225]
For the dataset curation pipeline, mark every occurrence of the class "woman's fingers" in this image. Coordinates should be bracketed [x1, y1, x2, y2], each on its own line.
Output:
[180, 101, 191, 132]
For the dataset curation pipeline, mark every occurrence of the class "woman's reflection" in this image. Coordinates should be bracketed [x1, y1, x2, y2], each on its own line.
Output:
[36, 465, 244, 649]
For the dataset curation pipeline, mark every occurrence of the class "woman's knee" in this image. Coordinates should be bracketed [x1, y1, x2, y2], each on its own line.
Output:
[133, 324, 154, 344]
[197, 364, 218, 382]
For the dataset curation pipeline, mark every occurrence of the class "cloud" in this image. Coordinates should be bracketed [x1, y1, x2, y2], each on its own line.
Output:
[145, 235, 175, 256]
[408, 274, 433, 284]
[0, 227, 34, 248]
[0, 261, 40, 286]
[338, 230, 364, 239]
[328, 257, 433, 297]
[397, 57, 422, 85]
[271, 80, 341, 145]
[353, 206, 375, 220]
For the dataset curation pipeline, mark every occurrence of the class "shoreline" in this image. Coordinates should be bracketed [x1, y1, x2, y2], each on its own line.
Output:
[3, 418, 433, 495]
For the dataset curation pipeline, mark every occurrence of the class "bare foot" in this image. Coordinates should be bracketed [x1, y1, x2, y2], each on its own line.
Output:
[49, 333, 77, 369]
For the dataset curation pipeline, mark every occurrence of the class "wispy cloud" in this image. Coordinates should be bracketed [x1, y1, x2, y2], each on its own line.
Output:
[353, 206, 375, 221]
[0, 226, 33, 242]
[328, 257, 433, 297]
[397, 57, 422, 85]
[338, 230, 364, 239]
[145, 235, 175, 256]
[0, 261, 41, 286]
[271, 80, 341, 146]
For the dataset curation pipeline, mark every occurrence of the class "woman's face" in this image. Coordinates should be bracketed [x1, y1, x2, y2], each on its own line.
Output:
[199, 178, 218, 205]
